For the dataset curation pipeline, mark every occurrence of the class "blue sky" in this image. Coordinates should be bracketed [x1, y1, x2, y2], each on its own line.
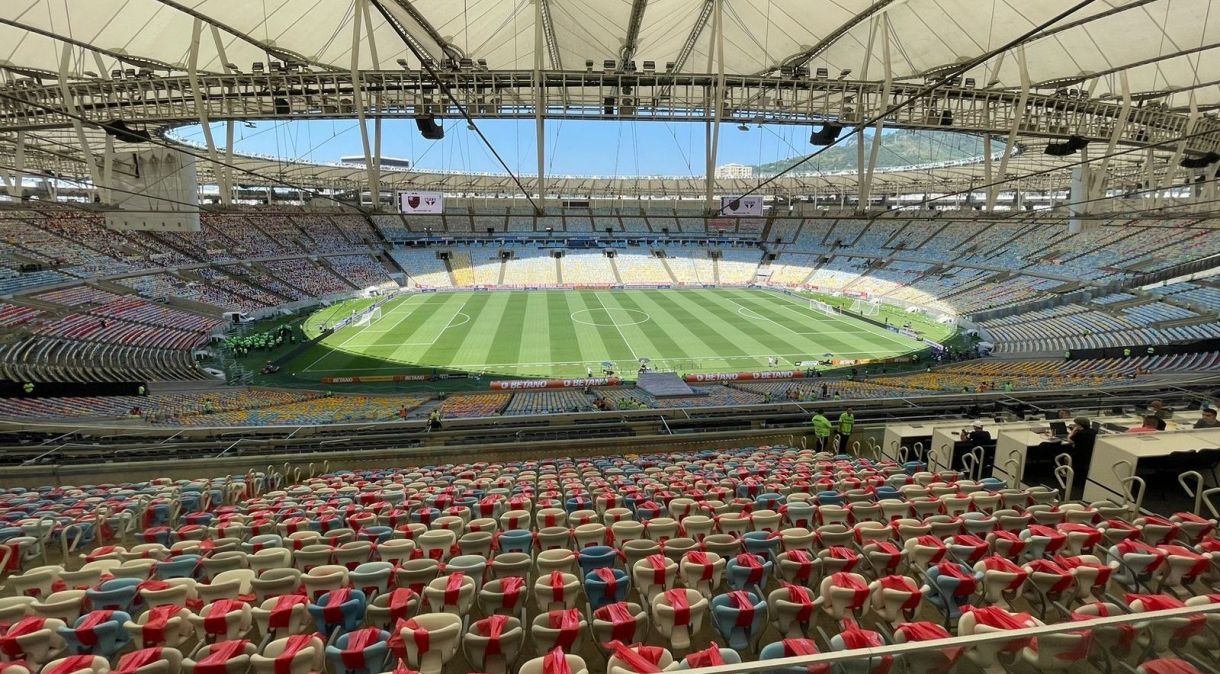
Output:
[176, 119, 876, 178]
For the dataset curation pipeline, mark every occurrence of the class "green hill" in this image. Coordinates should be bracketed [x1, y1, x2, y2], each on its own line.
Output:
[754, 129, 985, 176]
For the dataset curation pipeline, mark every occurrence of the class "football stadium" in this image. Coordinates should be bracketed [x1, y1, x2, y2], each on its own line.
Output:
[2, 2, 1220, 674]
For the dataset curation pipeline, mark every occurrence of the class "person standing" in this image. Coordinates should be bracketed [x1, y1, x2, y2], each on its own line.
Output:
[837, 407, 855, 453]
[811, 411, 832, 452]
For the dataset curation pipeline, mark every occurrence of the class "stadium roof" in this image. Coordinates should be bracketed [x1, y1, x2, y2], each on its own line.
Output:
[1, 0, 1219, 202]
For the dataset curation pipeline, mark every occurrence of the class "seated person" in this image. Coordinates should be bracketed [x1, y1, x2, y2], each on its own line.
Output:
[1195, 407, 1219, 429]
[1055, 417, 1097, 479]
[1147, 400, 1170, 430]
[960, 419, 992, 444]
[1127, 415, 1161, 434]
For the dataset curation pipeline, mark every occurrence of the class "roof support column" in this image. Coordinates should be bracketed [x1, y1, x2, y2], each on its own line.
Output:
[855, 17, 879, 210]
[704, 0, 724, 207]
[362, 0, 383, 207]
[0, 131, 26, 199]
[982, 134, 994, 209]
[350, 0, 381, 208]
[102, 134, 115, 203]
[188, 18, 224, 206]
[1156, 93, 1197, 210]
[1141, 147, 1156, 210]
[1200, 159, 1219, 213]
[535, 0, 546, 211]
[860, 15, 891, 211]
[988, 47, 1029, 211]
[224, 121, 235, 205]
[58, 44, 102, 201]
[209, 24, 235, 205]
[1094, 72, 1131, 212]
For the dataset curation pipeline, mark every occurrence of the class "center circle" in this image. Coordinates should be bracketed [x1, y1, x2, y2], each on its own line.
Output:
[570, 308, 651, 327]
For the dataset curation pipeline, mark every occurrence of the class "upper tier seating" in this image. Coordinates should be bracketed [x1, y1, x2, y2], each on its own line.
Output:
[390, 250, 451, 288]
[559, 252, 616, 286]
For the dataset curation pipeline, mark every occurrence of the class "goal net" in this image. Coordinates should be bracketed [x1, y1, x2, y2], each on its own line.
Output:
[810, 299, 837, 316]
[851, 299, 881, 317]
[354, 306, 382, 328]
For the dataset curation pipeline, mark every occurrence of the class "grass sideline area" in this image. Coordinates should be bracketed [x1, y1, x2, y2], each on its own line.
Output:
[798, 291, 959, 345]
[287, 287, 930, 381]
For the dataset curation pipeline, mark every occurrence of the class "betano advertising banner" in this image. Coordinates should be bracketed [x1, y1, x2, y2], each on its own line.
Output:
[684, 370, 807, 383]
[489, 377, 621, 390]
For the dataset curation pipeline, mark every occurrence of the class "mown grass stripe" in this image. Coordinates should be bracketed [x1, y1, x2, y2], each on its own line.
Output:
[607, 291, 697, 362]
[668, 290, 810, 359]
[642, 291, 751, 360]
[517, 292, 553, 373]
[593, 290, 671, 362]
[719, 289, 863, 357]
[546, 292, 584, 369]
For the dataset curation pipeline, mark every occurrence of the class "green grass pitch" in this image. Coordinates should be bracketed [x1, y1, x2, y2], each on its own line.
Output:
[295, 288, 927, 380]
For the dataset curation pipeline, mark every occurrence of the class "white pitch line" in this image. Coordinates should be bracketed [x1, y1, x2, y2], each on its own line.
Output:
[302, 349, 897, 373]
[717, 293, 826, 341]
[302, 294, 430, 372]
[757, 289, 919, 351]
[591, 291, 640, 361]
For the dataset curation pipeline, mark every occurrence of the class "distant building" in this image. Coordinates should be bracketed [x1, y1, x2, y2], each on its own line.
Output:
[716, 163, 754, 179]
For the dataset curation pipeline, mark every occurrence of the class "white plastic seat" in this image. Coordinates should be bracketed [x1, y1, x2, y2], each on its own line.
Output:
[423, 573, 476, 614]
[462, 615, 523, 674]
[651, 588, 708, 652]
[394, 614, 462, 674]
[530, 609, 587, 653]
[249, 634, 325, 674]
[519, 650, 588, 674]
[250, 596, 311, 638]
[533, 571, 581, 612]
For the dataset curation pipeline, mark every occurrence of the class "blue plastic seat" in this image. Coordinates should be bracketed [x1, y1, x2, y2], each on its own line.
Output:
[710, 591, 767, 651]
[583, 568, 629, 611]
[308, 588, 368, 635]
[324, 626, 389, 674]
[497, 530, 534, 555]
[725, 553, 772, 591]
[85, 578, 142, 613]
[577, 546, 619, 576]
[154, 555, 200, 580]
[58, 610, 132, 657]
[741, 531, 781, 564]
[924, 561, 981, 622]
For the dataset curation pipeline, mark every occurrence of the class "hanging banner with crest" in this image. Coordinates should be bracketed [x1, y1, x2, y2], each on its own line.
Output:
[399, 191, 444, 214]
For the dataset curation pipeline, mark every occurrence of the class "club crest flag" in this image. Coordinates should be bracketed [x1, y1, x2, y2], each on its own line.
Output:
[720, 195, 764, 216]
[400, 191, 444, 214]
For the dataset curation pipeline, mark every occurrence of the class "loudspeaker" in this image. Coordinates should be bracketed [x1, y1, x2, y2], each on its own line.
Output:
[415, 116, 445, 140]
[1044, 135, 1088, 157]
[101, 119, 152, 143]
[1180, 152, 1220, 169]
[809, 123, 844, 146]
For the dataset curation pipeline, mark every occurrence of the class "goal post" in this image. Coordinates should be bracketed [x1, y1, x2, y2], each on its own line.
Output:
[851, 299, 881, 317]
[354, 306, 382, 328]
[810, 299, 837, 317]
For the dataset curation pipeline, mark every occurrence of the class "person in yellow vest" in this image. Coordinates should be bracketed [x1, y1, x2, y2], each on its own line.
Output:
[811, 412, 832, 452]
[837, 407, 855, 453]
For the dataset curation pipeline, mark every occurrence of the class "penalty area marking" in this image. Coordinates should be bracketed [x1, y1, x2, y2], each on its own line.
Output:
[394, 311, 472, 347]
[570, 307, 651, 327]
